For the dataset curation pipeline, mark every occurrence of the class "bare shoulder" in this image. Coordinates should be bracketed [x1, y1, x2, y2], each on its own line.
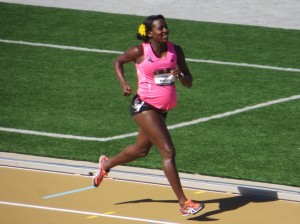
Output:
[173, 43, 182, 50]
[117, 44, 144, 63]
[126, 44, 143, 58]
[173, 44, 184, 56]
[129, 44, 144, 63]
[173, 43, 186, 63]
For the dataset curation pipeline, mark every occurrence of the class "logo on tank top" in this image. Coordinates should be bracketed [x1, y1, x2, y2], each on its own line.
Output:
[147, 54, 154, 62]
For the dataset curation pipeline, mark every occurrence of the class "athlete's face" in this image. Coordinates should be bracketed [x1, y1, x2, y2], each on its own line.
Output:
[149, 19, 169, 42]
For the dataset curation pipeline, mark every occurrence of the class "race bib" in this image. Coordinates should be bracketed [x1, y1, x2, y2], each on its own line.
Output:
[154, 69, 175, 86]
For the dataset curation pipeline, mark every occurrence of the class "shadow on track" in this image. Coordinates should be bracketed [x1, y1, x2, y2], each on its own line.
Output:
[115, 195, 276, 222]
[188, 195, 277, 221]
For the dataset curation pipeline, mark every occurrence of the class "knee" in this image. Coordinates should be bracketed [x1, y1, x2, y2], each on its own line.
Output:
[123, 146, 150, 158]
[161, 145, 176, 160]
[138, 149, 150, 158]
[137, 145, 152, 158]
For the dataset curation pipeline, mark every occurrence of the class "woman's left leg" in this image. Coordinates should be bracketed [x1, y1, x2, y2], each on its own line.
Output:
[133, 110, 187, 207]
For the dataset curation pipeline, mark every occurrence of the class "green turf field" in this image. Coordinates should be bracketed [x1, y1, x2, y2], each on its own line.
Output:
[0, 3, 299, 186]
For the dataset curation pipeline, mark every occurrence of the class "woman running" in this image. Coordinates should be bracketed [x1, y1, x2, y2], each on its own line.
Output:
[93, 14, 205, 216]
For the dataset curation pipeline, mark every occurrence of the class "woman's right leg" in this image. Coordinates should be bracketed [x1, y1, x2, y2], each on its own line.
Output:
[131, 110, 188, 207]
[103, 127, 153, 171]
[93, 127, 152, 187]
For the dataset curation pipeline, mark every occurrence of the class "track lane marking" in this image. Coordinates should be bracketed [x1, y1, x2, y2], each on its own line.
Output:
[0, 94, 299, 141]
[0, 201, 178, 224]
[42, 186, 95, 199]
[1, 39, 300, 73]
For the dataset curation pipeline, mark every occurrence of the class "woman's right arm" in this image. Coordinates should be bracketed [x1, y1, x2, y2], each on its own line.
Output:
[113, 45, 143, 96]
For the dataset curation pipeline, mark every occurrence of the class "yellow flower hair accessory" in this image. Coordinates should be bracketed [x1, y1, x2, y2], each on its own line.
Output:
[138, 23, 147, 36]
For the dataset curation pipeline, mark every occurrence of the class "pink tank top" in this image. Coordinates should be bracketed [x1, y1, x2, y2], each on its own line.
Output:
[135, 42, 177, 110]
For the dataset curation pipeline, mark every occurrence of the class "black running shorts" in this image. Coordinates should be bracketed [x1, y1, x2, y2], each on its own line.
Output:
[130, 95, 168, 119]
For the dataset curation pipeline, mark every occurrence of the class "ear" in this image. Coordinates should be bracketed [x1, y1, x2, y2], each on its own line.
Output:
[147, 31, 152, 38]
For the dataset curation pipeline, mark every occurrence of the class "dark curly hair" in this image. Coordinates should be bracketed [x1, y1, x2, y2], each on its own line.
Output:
[136, 15, 165, 42]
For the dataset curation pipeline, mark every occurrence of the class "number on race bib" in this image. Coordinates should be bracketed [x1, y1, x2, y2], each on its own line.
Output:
[154, 69, 175, 86]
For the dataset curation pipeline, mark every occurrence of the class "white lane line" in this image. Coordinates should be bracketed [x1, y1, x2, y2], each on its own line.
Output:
[1, 39, 300, 73]
[0, 201, 178, 224]
[42, 186, 95, 199]
[0, 39, 123, 54]
[167, 94, 300, 129]
[0, 127, 138, 142]
[0, 94, 299, 141]
[186, 58, 300, 73]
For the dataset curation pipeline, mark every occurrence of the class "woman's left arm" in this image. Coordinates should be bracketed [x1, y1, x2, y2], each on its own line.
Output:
[173, 45, 193, 88]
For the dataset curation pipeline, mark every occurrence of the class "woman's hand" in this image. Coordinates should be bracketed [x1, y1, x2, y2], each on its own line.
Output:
[122, 84, 132, 96]
[171, 68, 184, 80]
[171, 68, 192, 88]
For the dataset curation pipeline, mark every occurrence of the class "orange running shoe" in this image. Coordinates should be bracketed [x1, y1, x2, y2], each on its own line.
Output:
[180, 200, 205, 216]
[93, 155, 109, 187]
